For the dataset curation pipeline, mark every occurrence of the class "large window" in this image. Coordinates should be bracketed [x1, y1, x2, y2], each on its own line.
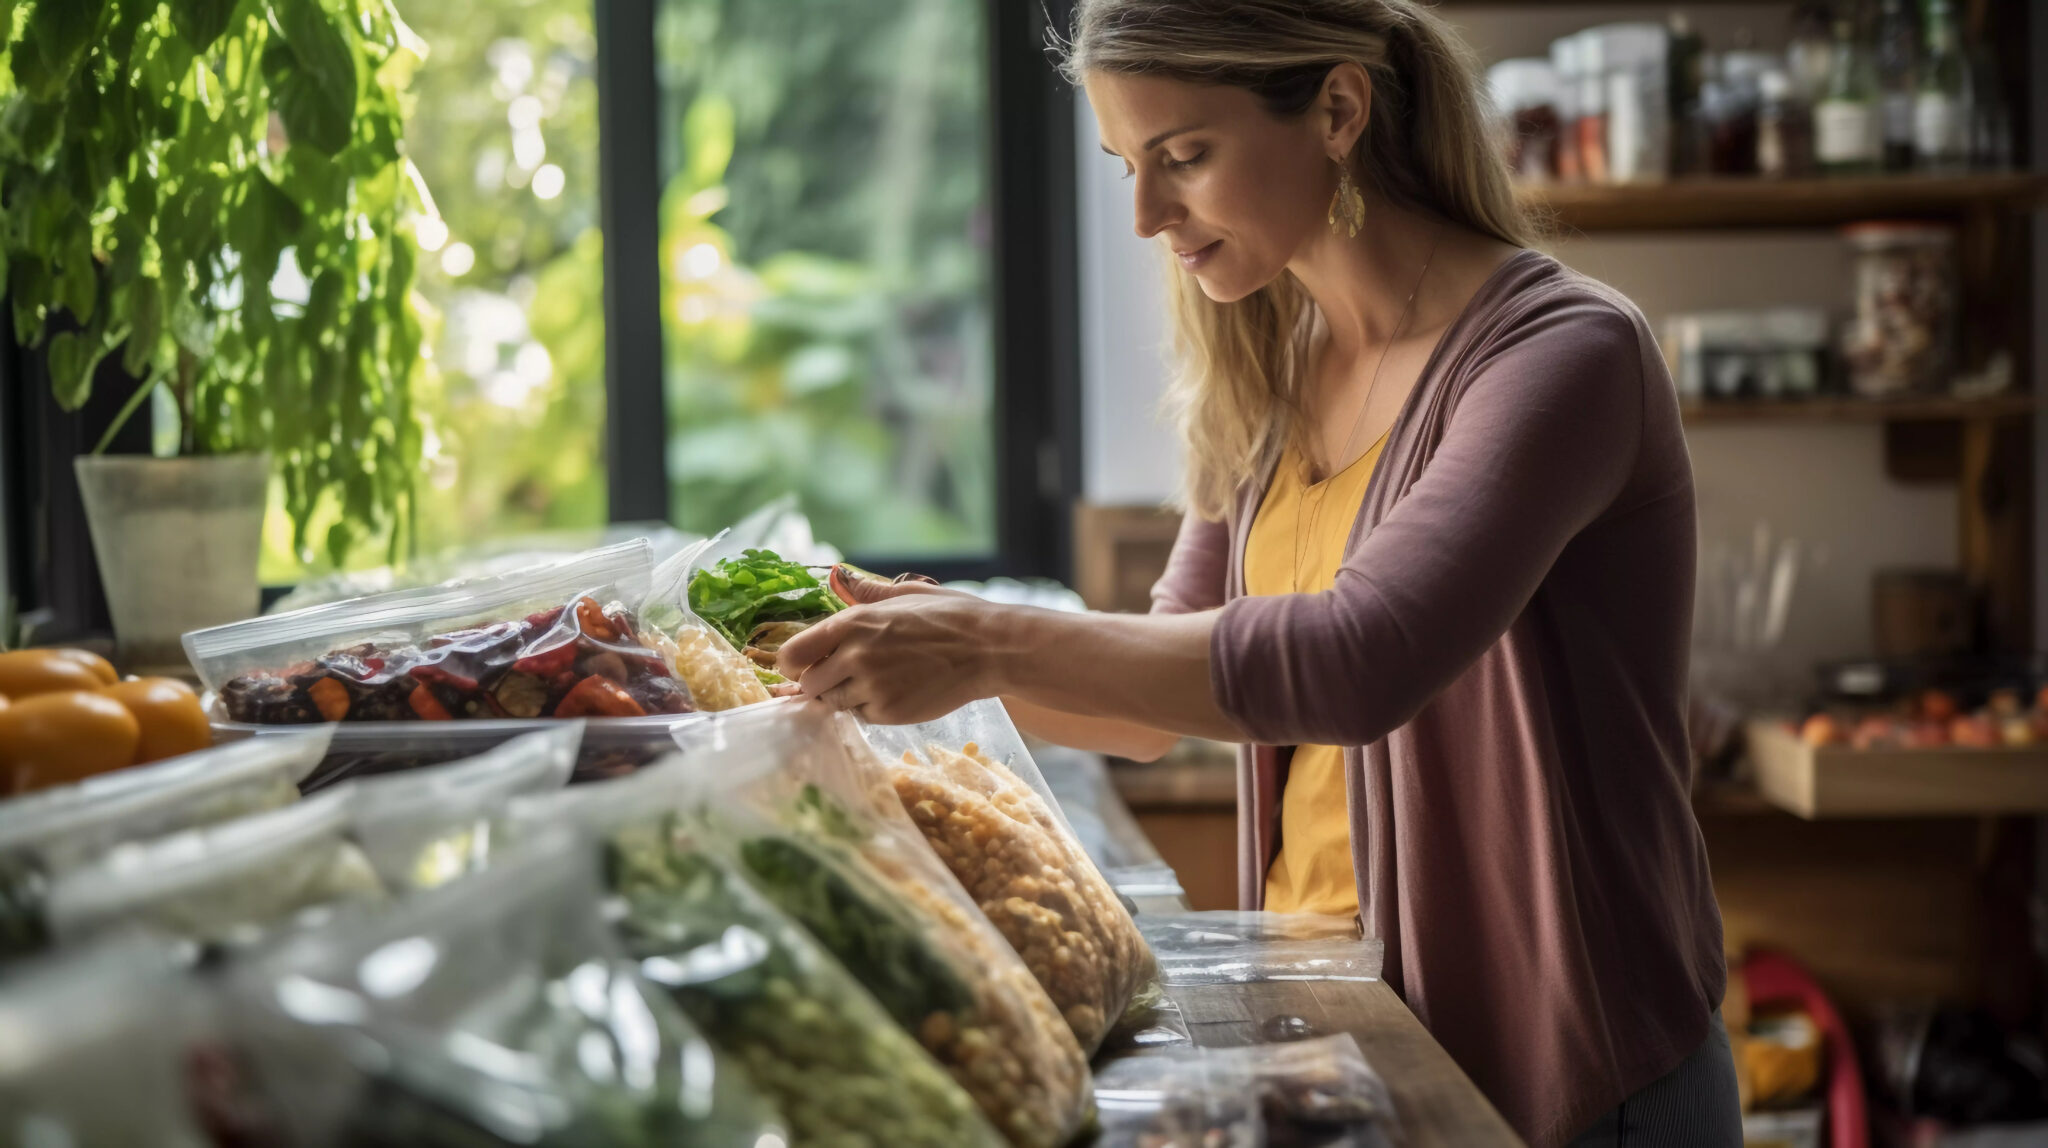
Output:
[651, 0, 997, 558]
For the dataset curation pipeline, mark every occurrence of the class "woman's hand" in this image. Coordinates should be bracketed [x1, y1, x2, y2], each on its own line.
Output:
[775, 569, 1017, 725]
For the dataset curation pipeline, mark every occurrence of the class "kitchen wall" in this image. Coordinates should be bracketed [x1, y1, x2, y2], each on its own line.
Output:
[1073, 7, 1966, 678]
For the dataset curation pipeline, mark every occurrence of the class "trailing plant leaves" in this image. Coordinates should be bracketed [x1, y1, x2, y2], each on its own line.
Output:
[170, 0, 239, 54]
[262, 0, 357, 157]
[47, 330, 109, 411]
[10, 0, 105, 102]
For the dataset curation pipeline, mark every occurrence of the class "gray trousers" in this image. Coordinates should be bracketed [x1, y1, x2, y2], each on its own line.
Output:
[1566, 1011, 1744, 1148]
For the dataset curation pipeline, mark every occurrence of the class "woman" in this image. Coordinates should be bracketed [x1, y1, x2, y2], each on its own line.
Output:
[779, 2, 1736, 1144]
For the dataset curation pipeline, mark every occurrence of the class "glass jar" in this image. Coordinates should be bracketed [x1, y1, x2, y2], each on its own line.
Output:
[1841, 223, 1957, 398]
[1756, 69, 1816, 177]
[1549, 33, 1584, 183]
[1598, 23, 1670, 184]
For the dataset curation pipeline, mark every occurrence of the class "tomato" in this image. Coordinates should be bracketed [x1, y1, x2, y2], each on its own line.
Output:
[0, 649, 111, 700]
[0, 691, 142, 795]
[48, 649, 118, 687]
[100, 677, 210, 764]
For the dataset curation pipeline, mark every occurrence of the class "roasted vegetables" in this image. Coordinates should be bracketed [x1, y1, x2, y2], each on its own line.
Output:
[217, 596, 693, 725]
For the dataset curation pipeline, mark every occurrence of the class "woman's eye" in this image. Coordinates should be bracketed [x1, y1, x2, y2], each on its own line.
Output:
[1166, 149, 1206, 171]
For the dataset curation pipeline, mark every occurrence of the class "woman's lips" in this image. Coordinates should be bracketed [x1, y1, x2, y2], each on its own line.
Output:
[1175, 240, 1221, 271]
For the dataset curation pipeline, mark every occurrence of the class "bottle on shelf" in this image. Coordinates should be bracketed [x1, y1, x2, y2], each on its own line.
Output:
[1962, 0, 2011, 171]
[1814, 12, 1881, 175]
[1873, 0, 1918, 171]
[1666, 12, 1707, 177]
[1757, 69, 1816, 178]
[1785, 2, 1837, 104]
[1912, 0, 1970, 173]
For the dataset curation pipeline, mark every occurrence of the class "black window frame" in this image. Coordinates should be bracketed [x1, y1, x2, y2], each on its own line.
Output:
[595, 0, 1082, 585]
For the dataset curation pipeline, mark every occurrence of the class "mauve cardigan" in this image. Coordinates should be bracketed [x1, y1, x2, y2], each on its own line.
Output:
[1150, 251, 1725, 1148]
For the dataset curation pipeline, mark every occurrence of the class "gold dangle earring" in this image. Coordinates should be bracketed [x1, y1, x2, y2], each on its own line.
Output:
[1327, 155, 1365, 238]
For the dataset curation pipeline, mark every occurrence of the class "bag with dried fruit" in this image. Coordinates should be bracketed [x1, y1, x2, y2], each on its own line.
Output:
[41, 786, 387, 955]
[509, 763, 1007, 1148]
[186, 540, 695, 727]
[349, 723, 581, 892]
[673, 701, 1096, 1148]
[864, 699, 1157, 1052]
[0, 730, 334, 961]
[1093, 1034, 1403, 1148]
[223, 831, 785, 1148]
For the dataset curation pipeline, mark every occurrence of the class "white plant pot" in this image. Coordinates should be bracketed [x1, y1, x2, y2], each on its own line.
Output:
[73, 453, 270, 674]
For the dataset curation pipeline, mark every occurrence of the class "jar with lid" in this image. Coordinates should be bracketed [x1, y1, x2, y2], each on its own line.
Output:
[1756, 69, 1815, 177]
[1841, 223, 1957, 398]
[1571, 30, 1610, 183]
[1487, 59, 1561, 182]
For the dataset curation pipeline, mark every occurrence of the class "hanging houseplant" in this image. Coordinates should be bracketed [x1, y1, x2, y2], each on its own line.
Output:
[0, 0, 426, 666]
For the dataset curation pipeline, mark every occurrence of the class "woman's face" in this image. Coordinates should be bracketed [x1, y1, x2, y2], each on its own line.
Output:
[1086, 70, 1346, 303]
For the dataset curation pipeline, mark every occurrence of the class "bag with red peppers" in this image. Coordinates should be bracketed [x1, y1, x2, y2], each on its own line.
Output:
[184, 540, 695, 727]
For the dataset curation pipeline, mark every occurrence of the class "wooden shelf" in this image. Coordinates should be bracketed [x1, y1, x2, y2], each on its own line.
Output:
[1524, 173, 2048, 232]
[1747, 719, 2048, 818]
[1682, 393, 2036, 425]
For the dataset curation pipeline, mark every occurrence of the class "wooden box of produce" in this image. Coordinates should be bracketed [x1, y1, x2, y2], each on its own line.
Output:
[1747, 694, 2048, 818]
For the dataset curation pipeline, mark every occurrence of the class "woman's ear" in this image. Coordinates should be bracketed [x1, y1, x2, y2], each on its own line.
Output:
[1317, 62, 1373, 160]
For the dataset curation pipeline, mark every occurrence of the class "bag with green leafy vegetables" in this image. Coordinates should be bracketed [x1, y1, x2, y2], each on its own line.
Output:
[224, 829, 784, 1148]
[674, 700, 1095, 1148]
[642, 535, 846, 703]
[0, 729, 334, 962]
[348, 722, 582, 893]
[506, 759, 1006, 1148]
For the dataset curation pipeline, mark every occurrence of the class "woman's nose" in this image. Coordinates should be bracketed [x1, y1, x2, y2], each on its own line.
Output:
[1131, 171, 1178, 240]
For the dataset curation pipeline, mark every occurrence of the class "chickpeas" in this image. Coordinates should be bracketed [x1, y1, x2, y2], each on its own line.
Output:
[892, 742, 1154, 1052]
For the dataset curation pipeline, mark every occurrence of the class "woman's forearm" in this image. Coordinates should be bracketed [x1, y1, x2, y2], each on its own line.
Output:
[987, 606, 1246, 744]
[1001, 697, 1183, 761]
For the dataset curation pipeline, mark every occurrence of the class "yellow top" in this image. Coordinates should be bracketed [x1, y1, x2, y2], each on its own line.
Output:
[1243, 433, 1388, 918]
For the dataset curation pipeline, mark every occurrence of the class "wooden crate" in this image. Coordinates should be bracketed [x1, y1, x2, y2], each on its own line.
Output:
[1746, 719, 2048, 818]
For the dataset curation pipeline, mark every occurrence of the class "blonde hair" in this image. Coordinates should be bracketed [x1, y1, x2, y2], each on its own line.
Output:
[1057, 0, 1535, 519]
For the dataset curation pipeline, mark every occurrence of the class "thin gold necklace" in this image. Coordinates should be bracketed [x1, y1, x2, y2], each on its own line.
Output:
[1294, 227, 1444, 592]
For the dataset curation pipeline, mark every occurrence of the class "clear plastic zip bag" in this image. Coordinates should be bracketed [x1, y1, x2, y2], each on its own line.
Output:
[224, 829, 786, 1148]
[1093, 1035, 1403, 1148]
[1138, 912, 1384, 986]
[0, 729, 333, 961]
[350, 722, 582, 892]
[511, 765, 1007, 1148]
[862, 698, 1157, 1052]
[673, 700, 1095, 1148]
[185, 539, 694, 725]
[43, 786, 387, 955]
[0, 935, 214, 1147]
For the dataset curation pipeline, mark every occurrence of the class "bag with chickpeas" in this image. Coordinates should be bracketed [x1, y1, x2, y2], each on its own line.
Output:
[861, 699, 1157, 1053]
[672, 700, 1095, 1148]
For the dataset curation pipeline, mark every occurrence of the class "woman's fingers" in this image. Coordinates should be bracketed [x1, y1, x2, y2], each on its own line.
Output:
[816, 679, 869, 717]
[794, 651, 854, 700]
[776, 611, 848, 680]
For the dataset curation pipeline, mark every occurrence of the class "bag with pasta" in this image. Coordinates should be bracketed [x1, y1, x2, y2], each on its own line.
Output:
[863, 698, 1156, 1052]
[508, 762, 1006, 1148]
[673, 700, 1094, 1148]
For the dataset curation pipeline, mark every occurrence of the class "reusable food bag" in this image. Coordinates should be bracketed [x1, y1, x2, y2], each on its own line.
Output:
[43, 786, 386, 952]
[674, 700, 1096, 1148]
[185, 540, 694, 725]
[642, 533, 841, 704]
[225, 830, 785, 1148]
[864, 698, 1157, 1052]
[1138, 911, 1385, 985]
[0, 936, 215, 1146]
[1094, 1034, 1404, 1148]
[0, 730, 333, 960]
[349, 722, 581, 891]
[511, 765, 1006, 1148]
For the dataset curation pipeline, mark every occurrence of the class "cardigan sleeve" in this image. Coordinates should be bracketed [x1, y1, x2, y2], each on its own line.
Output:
[1211, 295, 1649, 747]
[1149, 507, 1231, 615]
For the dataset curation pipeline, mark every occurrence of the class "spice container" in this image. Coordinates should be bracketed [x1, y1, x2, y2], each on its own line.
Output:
[1841, 223, 1957, 398]
[1487, 59, 1561, 182]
